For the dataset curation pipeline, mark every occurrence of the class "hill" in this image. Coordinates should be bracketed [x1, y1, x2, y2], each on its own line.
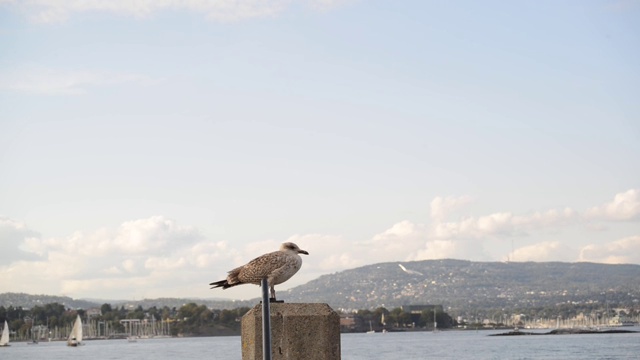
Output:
[3, 260, 639, 317]
[0, 292, 99, 309]
[282, 259, 640, 314]
[0, 292, 255, 311]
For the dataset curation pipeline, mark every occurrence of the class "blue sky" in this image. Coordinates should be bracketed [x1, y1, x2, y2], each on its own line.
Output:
[0, 0, 639, 301]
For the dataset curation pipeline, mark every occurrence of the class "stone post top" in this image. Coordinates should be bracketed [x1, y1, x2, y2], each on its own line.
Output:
[248, 302, 337, 316]
[242, 302, 341, 359]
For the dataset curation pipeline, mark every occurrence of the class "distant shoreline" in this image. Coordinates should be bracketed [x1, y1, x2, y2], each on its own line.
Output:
[490, 328, 639, 336]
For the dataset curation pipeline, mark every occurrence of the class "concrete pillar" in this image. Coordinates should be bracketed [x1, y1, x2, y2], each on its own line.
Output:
[241, 303, 341, 360]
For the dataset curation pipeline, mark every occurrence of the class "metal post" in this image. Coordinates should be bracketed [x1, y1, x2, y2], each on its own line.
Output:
[261, 278, 272, 360]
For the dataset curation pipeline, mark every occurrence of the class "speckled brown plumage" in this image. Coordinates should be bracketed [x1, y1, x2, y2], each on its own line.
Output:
[210, 242, 309, 300]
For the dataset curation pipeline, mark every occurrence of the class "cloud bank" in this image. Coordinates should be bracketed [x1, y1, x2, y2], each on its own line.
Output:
[585, 189, 640, 221]
[0, 189, 638, 300]
[579, 235, 640, 264]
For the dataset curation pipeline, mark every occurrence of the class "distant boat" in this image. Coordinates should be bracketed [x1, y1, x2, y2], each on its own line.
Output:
[28, 327, 39, 345]
[67, 315, 83, 347]
[366, 320, 375, 334]
[0, 320, 10, 347]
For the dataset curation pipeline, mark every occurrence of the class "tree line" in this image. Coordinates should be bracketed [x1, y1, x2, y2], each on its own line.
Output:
[1, 302, 460, 338]
[0, 302, 251, 338]
[344, 307, 455, 333]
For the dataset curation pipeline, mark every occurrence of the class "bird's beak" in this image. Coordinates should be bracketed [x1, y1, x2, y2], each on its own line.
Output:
[299, 250, 309, 255]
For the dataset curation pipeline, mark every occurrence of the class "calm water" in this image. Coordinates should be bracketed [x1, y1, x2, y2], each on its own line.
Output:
[3, 328, 639, 359]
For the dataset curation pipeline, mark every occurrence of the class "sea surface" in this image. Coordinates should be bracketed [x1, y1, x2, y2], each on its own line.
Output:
[3, 328, 639, 360]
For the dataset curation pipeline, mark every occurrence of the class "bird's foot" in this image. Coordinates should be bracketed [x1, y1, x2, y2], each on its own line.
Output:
[269, 297, 284, 303]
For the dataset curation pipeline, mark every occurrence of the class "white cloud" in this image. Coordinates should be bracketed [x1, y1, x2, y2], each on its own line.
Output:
[0, 65, 159, 95]
[432, 207, 577, 240]
[312, 220, 485, 266]
[586, 189, 640, 221]
[506, 241, 574, 262]
[188, 241, 231, 269]
[114, 216, 200, 254]
[411, 239, 459, 260]
[579, 235, 640, 264]
[0, 217, 41, 264]
[20, 219, 321, 299]
[121, 259, 138, 273]
[22, 215, 200, 258]
[415, 191, 639, 263]
[102, 266, 123, 275]
[366, 221, 428, 262]
[2, 0, 353, 24]
[0, 216, 28, 231]
[284, 234, 355, 270]
[0, 216, 218, 298]
[424, 189, 638, 257]
[430, 195, 472, 222]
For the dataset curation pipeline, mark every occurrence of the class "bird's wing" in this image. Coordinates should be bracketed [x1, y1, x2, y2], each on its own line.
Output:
[267, 257, 301, 285]
[237, 251, 286, 284]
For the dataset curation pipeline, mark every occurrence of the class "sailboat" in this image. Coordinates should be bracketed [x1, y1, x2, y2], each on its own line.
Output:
[366, 320, 375, 334]
[381, 313, 387, 333]
[0, 320, 10, 347]
[28, 326, 39, 345]
[67, 315, 83, 347]
[433, 307, 439, 333]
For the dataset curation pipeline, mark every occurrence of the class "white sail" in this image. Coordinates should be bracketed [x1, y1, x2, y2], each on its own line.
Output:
[366, 320, 375, 333]
[0, 320, 9, 346]
[77, 316, 83, 343]
[67, 315, 83, 346]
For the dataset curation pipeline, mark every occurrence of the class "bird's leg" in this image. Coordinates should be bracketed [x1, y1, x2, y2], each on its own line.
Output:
[269, 284, 276, 302]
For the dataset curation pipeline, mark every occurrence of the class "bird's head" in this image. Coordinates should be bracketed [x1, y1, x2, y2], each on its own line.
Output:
[281, 242, 309, 255]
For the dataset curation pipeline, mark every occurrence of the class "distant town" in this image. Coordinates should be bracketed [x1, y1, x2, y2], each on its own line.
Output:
[1, 297, 638, 341]
[2, 260, 640, 339]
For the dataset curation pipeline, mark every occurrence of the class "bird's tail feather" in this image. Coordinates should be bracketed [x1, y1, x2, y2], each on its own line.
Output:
[209, 279, 238, 290]
[210, 267, 242, 289]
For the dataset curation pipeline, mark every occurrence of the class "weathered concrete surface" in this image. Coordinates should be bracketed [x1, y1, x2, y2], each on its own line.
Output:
[241, 303, 341, 360]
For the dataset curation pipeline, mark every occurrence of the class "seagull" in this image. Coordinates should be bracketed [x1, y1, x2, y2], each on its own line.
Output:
[209, 242, 309, 301]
